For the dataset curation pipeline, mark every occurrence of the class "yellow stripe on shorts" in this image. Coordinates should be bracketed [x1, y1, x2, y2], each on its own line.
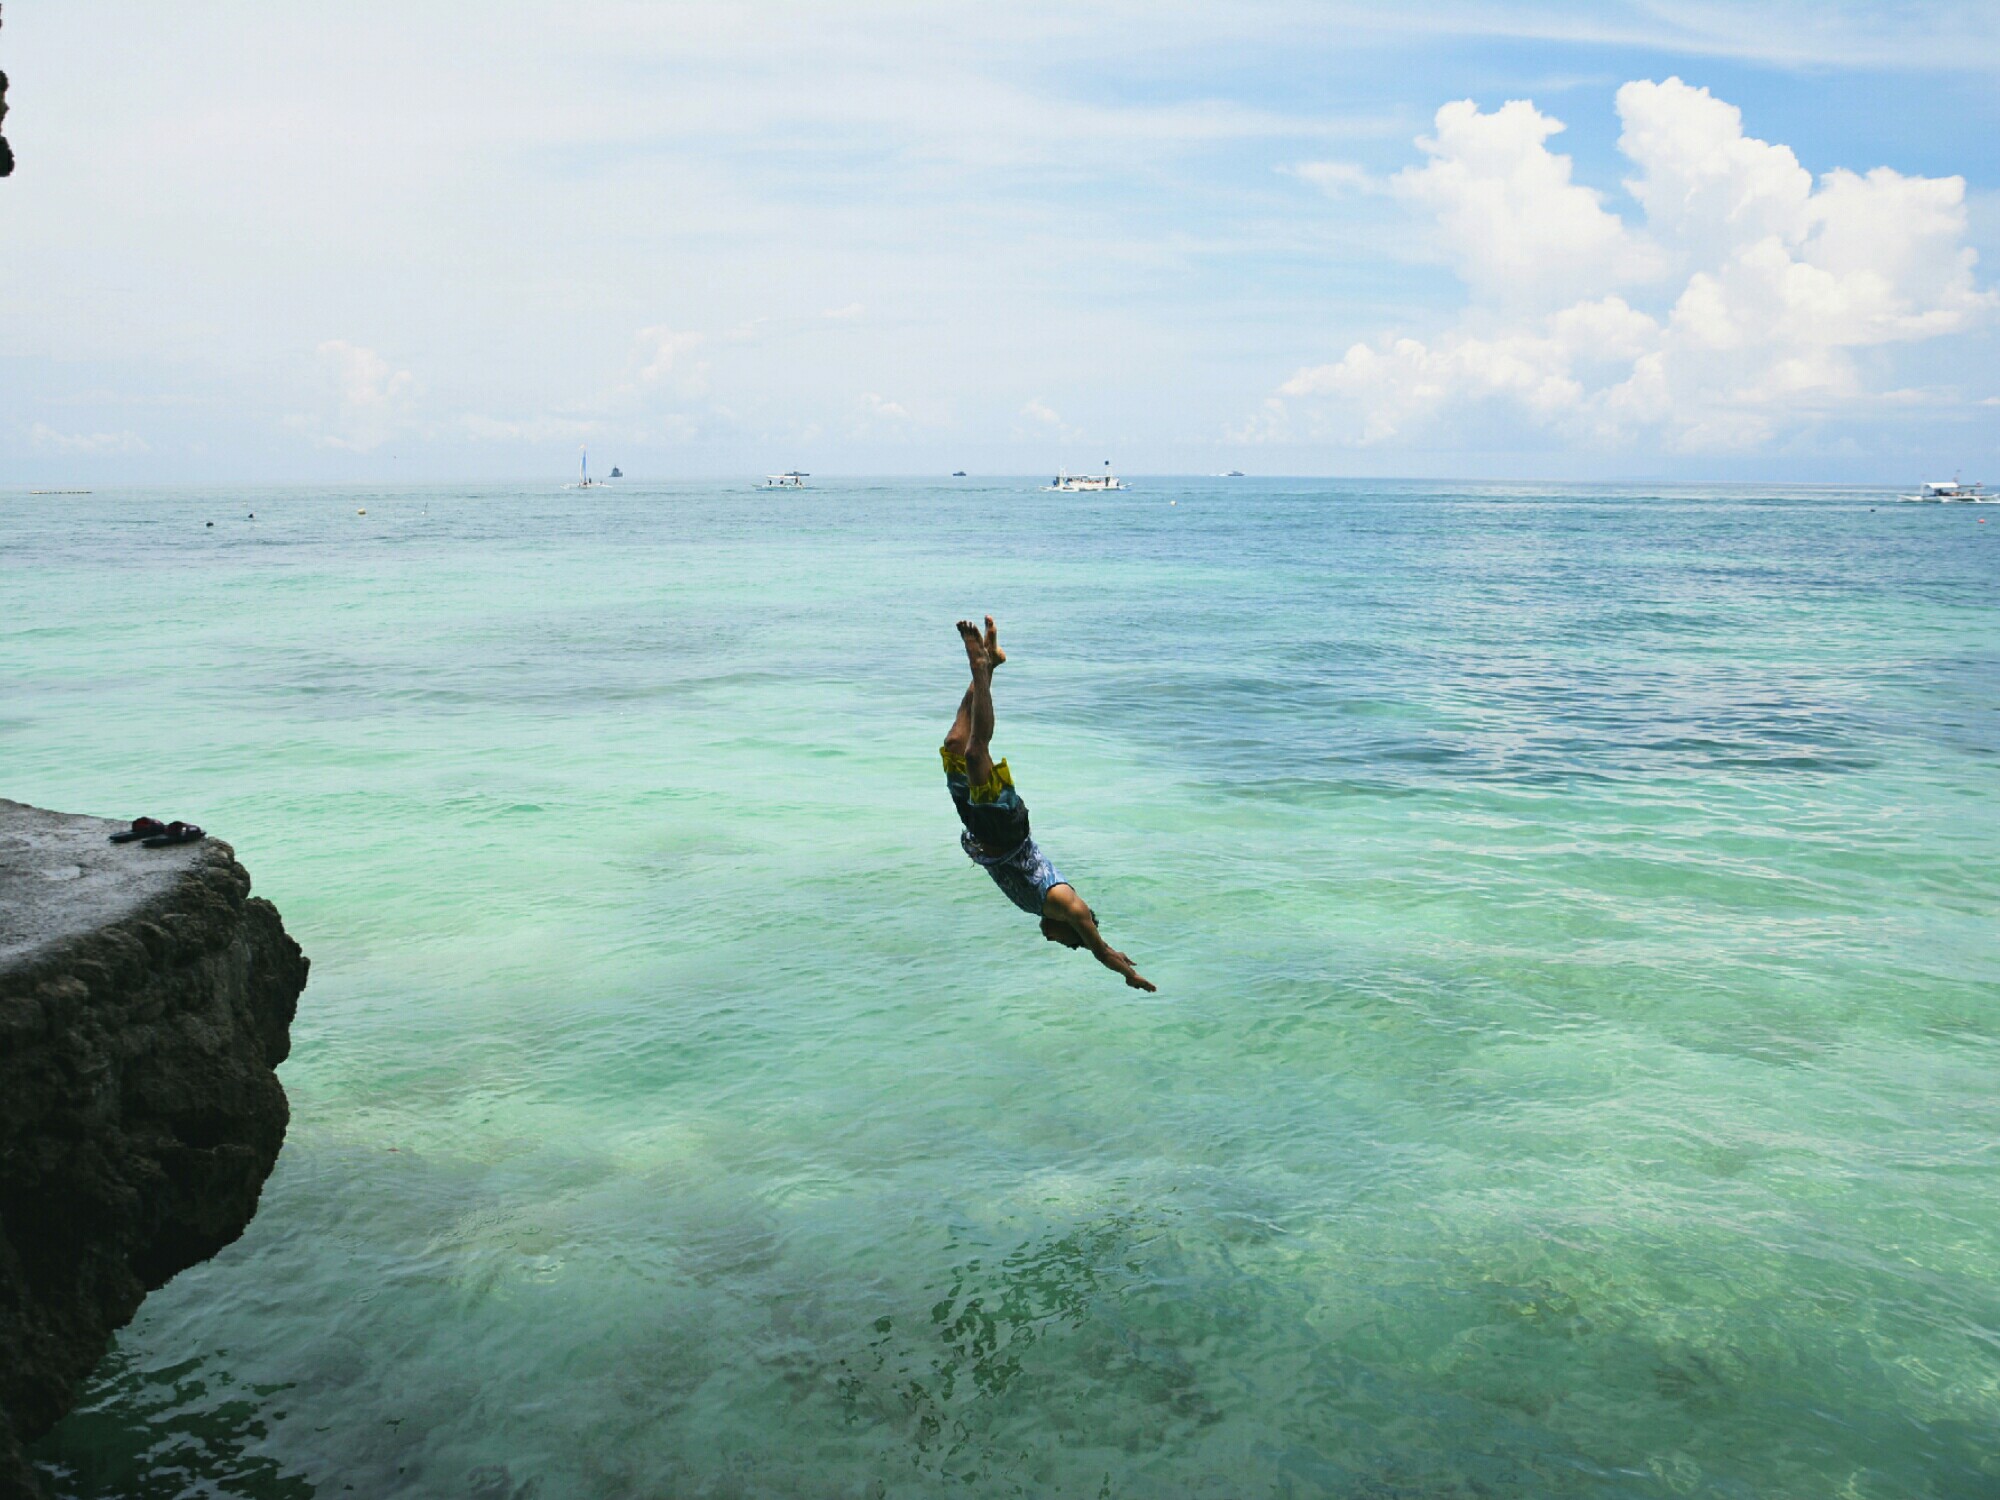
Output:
[940, 747, 1015, 803]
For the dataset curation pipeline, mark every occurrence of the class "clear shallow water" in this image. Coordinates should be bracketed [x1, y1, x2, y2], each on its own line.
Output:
[4, 478, 1997, 1499]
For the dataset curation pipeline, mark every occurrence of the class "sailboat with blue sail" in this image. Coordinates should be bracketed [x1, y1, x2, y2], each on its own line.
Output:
[568, 447, 604, 489]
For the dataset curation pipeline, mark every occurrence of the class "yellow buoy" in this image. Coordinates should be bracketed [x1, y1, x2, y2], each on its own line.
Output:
[358, 508, 367, 515]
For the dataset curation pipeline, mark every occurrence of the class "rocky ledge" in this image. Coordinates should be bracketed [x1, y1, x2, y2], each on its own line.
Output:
[0, 801, 308, 1496]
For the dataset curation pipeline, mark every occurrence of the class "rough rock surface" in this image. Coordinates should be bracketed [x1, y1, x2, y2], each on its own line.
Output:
[0, 801, 308, 1496]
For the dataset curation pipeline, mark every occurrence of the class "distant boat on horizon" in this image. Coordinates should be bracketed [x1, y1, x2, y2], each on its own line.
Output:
[568, 447, 603, 489]
[1224, 469, 1245, 477]
[1048, 461, 1124, 492]
[951, 470, 967, 477]
[609, 466, 623, 479]
[1899, 475, 1989, 502]
[764, 471, 809, 488]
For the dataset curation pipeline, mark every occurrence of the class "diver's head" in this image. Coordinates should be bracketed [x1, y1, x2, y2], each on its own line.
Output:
[1039, 914, 1087, 948]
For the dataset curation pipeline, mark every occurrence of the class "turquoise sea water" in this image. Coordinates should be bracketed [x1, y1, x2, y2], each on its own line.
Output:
[5, 478, 1998, 1499]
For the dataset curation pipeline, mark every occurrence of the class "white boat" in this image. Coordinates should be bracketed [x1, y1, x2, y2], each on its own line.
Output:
[1899, 477, 1989, 502]
[764, 471, 809, 488]
[1048, 461, 1124, 492]
[567, 447, 603, 489]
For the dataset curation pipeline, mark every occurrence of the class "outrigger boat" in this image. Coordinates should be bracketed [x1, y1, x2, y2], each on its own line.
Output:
[1899, 477, 1989, 502]
[764, 471, 809, 488]
[567, 448, 603, 489]
[1048, 461, 1124, 492]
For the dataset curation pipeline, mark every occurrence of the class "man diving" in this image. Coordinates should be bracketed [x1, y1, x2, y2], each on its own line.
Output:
[942, 616, 1155, 992]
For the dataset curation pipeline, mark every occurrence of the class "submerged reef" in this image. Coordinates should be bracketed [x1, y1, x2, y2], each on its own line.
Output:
[0, 801, 308, 1495]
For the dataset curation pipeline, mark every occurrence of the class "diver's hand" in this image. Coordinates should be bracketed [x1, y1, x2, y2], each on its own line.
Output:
[1114, 954, 1156, 992]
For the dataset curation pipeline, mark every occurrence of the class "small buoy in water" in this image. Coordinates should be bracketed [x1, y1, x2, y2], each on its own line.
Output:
[205, 521, 214, 527]
[1170, 500, 1177, 506]
[248, 512, 255, 519]
[358, 508, 367, 515]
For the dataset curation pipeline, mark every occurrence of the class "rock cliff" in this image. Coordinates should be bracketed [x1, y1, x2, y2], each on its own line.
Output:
[0, 802, 308, 1496]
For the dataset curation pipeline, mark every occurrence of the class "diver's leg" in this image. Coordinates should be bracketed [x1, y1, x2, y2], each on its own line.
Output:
[967, 667, 996, 786]
[956, 619, 997, 786]
[947, 614, 1007, 755]
[944, 681, 974, 758]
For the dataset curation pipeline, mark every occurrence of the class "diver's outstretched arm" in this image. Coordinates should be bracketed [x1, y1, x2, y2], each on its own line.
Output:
[1045, 885, 1155, 991]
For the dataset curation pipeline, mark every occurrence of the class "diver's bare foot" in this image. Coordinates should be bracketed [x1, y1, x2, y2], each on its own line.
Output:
[957, 619, 989, 673]
[984, 614, 1006, 667]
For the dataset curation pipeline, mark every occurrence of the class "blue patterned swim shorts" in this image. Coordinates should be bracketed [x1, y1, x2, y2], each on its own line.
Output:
[959, 828, 1069, 916]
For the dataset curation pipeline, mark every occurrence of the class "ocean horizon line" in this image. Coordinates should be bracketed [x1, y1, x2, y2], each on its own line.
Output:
[0, 473, 1937, 492]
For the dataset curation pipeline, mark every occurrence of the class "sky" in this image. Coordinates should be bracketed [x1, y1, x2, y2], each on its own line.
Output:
[2, 0, 1997, 483]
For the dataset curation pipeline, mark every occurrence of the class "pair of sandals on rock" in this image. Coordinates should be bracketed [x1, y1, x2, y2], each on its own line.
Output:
[109, 816, 206, 848]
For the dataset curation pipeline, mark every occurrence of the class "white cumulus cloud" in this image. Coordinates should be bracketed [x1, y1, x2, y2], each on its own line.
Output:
[1016, 397, 1080, 443]
[1391, 96, 1663, 307]
[303, 339, 416, 451]
[28, 423, 151, 453]
[630, 326, 709, 396]
[860, 392, 911, 421]
[1263, 78, 1994, 452]
[458, 414, 607, 443]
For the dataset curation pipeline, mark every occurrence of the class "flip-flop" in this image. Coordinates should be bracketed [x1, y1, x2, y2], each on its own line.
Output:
[109, 817, 168, 844]
[141, 822, 205, 848]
